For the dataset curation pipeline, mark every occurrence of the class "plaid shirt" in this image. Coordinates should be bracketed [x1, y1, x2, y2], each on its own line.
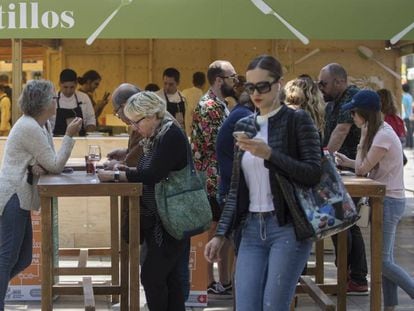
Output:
[323, 85, 361, 160]
[191, 89, 229, 198]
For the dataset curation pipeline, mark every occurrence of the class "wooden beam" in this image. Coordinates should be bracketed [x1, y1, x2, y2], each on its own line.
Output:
[299, 276, 336, 310]
[78, 249, 88, 268]
[82, 277, 95, 311]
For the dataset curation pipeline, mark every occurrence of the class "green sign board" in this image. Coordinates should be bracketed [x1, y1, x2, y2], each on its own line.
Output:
[0, 0, 413, 44]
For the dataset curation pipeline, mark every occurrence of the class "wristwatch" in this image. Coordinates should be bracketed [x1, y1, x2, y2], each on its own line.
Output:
[114, 170, 120, 182]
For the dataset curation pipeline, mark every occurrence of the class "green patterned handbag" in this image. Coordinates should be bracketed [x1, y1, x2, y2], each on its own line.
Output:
[155, 142, 212, 240]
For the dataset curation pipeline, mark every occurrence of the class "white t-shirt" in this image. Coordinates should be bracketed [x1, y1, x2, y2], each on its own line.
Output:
[50, 90, 96, 130]
[241, 119, 275, 212]
[369, 123, 404, 198]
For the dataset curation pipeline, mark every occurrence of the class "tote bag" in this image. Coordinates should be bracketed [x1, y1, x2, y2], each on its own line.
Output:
[279, 109, 359, 240]
[292, 154, 360, 240]
[155, 141, 212, 240]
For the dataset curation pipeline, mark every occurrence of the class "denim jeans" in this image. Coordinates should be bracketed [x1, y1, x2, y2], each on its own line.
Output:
[404, 118, 413, 148]
[0, 194, 33, 311]
[235, 212, 312, 311]
[382, 196, 414, 307]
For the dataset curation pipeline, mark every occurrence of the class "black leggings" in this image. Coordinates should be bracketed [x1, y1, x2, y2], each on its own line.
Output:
[141, 230, 186, 311]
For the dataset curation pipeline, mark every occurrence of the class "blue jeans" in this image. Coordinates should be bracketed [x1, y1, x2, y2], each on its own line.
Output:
[382, 196, 414, 307]
[0, 194, 33, 311]
[235, 212, 312, 311]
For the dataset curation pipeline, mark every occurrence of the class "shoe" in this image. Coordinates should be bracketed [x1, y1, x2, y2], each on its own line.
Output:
[347, 280, 369, 296]
[207, 281, 233, 299]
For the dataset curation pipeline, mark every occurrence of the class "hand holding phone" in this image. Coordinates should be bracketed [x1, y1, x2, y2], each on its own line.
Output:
[233, 131, 249, 140]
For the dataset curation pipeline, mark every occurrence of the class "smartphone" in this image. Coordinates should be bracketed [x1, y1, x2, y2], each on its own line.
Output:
[233, 131, 249, 140]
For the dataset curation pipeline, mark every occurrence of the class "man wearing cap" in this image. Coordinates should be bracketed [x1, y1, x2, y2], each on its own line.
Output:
[318, 63, 369, 295]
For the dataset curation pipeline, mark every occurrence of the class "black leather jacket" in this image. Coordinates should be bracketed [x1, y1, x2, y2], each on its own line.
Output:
[215, 105, 321, 239]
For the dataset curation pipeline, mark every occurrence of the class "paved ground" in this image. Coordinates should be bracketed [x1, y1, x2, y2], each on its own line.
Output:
[5, 149, 414, 310]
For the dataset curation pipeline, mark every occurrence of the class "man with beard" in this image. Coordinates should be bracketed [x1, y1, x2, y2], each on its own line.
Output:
[318, 63, 369, 295]
[191, 60, 238, 298]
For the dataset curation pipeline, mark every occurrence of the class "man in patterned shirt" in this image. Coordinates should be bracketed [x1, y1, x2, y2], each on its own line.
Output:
[319, 63, 369, 295]
[191, 60, 238, 297]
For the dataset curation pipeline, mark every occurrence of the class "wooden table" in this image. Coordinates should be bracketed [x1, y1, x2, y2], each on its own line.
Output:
[297, 175, 385, 311]
[38, 171, 142, 311]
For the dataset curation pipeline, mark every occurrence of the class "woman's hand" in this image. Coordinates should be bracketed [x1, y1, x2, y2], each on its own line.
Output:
[97, 169, 115, 182]
[204, 236, 225, 263]
[236, 137, 272, 160]
[107, 148, 127, 161]
[65, 117, 83, 137]
[335, 152, 354, 168]
[103, 159, 119, 170]
[103, 159, 128, 171]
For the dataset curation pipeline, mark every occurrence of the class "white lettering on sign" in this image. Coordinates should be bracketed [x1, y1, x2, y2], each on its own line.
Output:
[0, 2, 74, 30]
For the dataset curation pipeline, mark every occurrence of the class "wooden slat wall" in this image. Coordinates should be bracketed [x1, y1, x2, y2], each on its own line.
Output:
[41, 39, 401, 117]
[0, 38, 402, 115]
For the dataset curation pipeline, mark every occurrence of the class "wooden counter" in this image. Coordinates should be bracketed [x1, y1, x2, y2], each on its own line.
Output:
[297, 175, 385, 311]
[38, 171, 142, 310]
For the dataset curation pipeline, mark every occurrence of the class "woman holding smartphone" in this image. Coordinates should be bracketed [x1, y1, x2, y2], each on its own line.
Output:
[204, 55, 321, 311]
[336, 90, 414, 311]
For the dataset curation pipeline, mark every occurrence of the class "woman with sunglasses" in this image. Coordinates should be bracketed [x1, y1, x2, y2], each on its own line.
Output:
[336, 90, 414, 311]
[98, 91, 188, 311]
[204, 55, 321, 310]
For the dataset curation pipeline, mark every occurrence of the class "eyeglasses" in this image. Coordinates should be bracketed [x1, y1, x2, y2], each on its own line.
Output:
[244, 80, 278, 95]
[114, 105, 124, 119]
[350, 110, 356, 117]
[130, 116, 146, 130]
[220, 74, 238, 83]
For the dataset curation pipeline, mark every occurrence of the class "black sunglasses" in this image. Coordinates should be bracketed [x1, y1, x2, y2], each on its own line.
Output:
[350, 110, 356, 117]
[244, 80, 278, 95]
[219, 74, 238, 83]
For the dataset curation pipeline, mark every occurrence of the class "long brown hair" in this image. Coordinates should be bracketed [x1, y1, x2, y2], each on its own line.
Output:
[377, 88, 397, 116]
[354, 108, 383, 159]
[284, 75, 325, 135]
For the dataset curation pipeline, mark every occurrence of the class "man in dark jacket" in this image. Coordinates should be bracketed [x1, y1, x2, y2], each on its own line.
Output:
[319, 63, 368, 295]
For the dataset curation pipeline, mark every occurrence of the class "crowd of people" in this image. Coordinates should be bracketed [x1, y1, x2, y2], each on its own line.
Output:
[0, 55, 413, 311]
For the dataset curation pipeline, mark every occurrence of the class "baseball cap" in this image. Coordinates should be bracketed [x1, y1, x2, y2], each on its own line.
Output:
[341, 90, 380, 112]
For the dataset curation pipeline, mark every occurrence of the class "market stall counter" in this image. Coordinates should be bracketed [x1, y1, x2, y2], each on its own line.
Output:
[38, 171, 142, 311]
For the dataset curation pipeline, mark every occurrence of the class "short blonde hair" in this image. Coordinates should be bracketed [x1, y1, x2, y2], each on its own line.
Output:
[124, 91, 166, 121]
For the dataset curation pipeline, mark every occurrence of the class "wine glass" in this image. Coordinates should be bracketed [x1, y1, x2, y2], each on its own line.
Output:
[88, 145, 101, 174]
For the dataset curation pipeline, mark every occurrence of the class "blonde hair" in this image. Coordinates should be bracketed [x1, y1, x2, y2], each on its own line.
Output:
[124, 91, 166, 121]
[284, 76, 326, 135]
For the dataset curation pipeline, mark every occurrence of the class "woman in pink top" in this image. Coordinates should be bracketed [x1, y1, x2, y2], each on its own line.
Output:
[335, 90, 414, 311]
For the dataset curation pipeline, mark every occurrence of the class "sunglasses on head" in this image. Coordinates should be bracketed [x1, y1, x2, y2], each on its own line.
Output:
[244, 80, 278, 95]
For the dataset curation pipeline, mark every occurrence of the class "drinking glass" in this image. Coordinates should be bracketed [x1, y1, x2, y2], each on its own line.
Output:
[87, 145, 101, 174]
